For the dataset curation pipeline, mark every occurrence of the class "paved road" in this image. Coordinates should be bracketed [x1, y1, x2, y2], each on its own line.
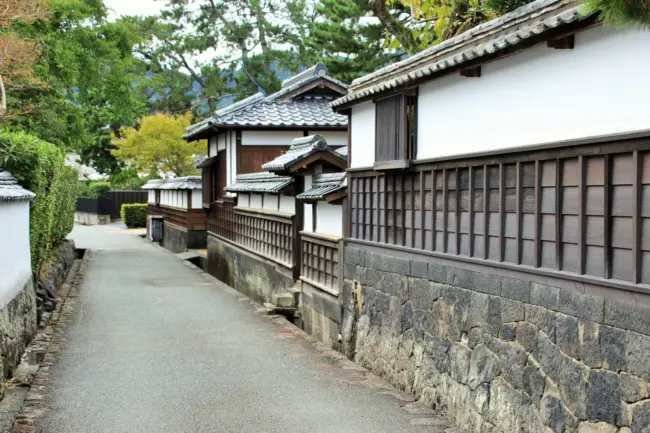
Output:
[38, 224, 453, 433]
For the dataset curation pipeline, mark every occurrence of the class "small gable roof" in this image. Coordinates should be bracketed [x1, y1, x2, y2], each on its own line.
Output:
[185, 63, 348, 141]
[225, 172, 294, 194]
[332, 0, 589, 109]
[297, 172, 347, 202]
[261, 135, 347, 173]
[0, 171, 35, 202]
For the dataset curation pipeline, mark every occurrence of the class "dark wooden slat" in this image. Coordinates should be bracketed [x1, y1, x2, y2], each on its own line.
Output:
[516, 162, 522, 264]
[578, 156, 586, 275]
[431, 170, 437, 251]
[383, 175, 388, 243]
[535, 160, 542, 268]
[356, 177, 362, 240]
[442, 169, 448, 253]
[455, 168, 461, 255]
[401, 175, 407, 247]
[469, 166, 475, 257]
[411, 174, 416, 248]
[633, 151, 642, 283]
[556, 158, 564, 271]
[369, 176, 374, 242]
[392, 175, 397, 245]
[483, 165, 489, 260]
[420, 171, 425, 249]
[499, 164, 505, 262]
[604, 154, 612, 279]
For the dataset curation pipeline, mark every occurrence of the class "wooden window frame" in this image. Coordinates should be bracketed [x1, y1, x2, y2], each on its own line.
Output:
[374, 90, 418, 171]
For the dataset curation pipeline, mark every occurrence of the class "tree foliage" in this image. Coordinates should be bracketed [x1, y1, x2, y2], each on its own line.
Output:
[583, 0, 650, 27]
[112, 112, 202, 177]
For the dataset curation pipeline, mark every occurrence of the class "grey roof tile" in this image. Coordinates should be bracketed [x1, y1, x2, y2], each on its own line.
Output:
[185, 63, 348, 140]
[225, 172, 294, 194]
[332, 0, 587, 108]
[0, 171, 35, 202]
[297, 172, 347, 201]
[142, 176, 202, 190]
[261, 135, 347, 172]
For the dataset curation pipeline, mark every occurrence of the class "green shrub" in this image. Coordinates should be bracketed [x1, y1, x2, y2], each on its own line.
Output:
[89, 182, 111, 198]
[121, 203, 148, 228]
[0, 129, 77, 272]
[110, 167, 145, 190]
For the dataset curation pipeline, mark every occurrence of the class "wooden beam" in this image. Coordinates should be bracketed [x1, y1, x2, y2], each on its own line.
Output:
[547, 34, 574, 49]
[633, 151, 642, 284]
[460, 66, 481, 78]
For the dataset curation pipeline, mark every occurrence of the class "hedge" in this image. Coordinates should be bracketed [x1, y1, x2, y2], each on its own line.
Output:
[0, 130, 77, 273]
[121, 203, 147, 228]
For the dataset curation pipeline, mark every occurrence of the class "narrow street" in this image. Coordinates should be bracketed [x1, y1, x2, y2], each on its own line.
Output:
[35, 224, 454, 433]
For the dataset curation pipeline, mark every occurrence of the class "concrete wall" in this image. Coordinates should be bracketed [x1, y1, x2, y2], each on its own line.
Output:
[0, 201, 32, 307]
[417, 27, 650, 160]
[74, 212, 111, 226]
[162, 223, 207, 253]
[207, 234, 294, 305]
[302, 281, 342, 351]
[342, 246, 650, 433]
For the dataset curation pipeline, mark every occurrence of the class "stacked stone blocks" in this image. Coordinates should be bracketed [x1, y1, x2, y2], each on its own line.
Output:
[342, 246, 650, 433]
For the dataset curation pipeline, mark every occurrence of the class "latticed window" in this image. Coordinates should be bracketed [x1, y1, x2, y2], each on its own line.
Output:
[374, 92, 417, 168]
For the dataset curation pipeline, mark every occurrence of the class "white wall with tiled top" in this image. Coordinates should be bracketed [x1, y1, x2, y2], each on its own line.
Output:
[417, 26, 650, 160]
[350, 102, 376, 168]
[0, 201, 31, 307]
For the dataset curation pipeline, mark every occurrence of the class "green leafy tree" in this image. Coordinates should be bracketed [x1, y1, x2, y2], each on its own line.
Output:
[306, 0, 397, 82]
[111, 112, 203, 177]
[583, 0, 650, 27]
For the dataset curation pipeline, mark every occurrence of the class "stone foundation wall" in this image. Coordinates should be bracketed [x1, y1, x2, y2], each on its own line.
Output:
[162, 223, 206, 253]
[0, 278, 37, 386]
[74, 212, 110, 226]
[207, 234, 295, 304]
[301, 282, 342, 350]
[342, 246, 650, 433]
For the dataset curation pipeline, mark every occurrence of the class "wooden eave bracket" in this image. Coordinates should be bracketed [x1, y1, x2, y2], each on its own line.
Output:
[547, 34, 575, 49]
[460, 66, 481, 78]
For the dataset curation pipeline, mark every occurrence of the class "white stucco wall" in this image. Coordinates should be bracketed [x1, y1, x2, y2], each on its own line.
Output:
[308, 130, 348, 146]
[279, 195, 295, 214]
[148, 190, 156, 204]
[238, 193, 250, 207]
[350, 102, 376, 168]
[217, 133, 226, 151]
[263, 194, 279, 211]
[0, 201, 32, 307]
[192, 190, 202, 209]
[303, 175, 313, 232]
[241, 130, 303, 146]
[249, 194, 263, 209]
[209, 136, 217, 157]
[316, 202, 343, 237]
[417, 26, 650, 159]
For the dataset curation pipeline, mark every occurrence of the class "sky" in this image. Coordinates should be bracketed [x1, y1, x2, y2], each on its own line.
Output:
[105, 0, 163, 20]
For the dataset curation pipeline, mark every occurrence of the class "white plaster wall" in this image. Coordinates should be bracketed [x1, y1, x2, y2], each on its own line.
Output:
[192, 190, 202, 209]
[279, 195, 295, 214]
[263, 194, 279, 211]
[148, 190, 156, 204]
[308, 130, 348, 146]
[238, 193, 250, 207]
[241, 130, 303, 146]
[350, 102, 376, 168]
[249, 194, 263, 209]
[304, 204, 313, 232]
[417, 27, 650, 159]
[316, 202, 343, 237]
[0, 201, 32, 307]
[217, 133, 226, 151]
[209, 136, 218, 157]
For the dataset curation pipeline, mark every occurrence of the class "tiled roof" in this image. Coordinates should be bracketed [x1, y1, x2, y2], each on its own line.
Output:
[142, 176, 202, 190]
[297, 172, 347, 201]
[332, 0, 587, 108]
[0, 171, 35, 202]
[225, 172, 294, 194]
[261, 135, 347, 172]
[335, 146, 348, 158]
[213, 96, 347, 128]
[185, 63, 349, 140]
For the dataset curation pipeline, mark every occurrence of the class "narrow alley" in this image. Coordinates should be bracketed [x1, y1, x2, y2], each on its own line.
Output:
[34, 224, 455, 433]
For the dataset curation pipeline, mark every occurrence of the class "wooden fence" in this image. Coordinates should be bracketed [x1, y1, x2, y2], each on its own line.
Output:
[300, 232, 343, 294]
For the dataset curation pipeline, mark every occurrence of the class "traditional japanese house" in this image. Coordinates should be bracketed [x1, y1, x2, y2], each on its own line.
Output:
[142, 176, 206, 253]
[331, 1, 650, 431]
[182, 63, 349, 301]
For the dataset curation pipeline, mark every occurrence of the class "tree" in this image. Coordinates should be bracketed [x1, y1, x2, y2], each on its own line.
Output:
[583, 0, 650, 27]
[0, 0, 48, 118]
[306, 0, 397, 83]
[111, 112, 203, 177]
